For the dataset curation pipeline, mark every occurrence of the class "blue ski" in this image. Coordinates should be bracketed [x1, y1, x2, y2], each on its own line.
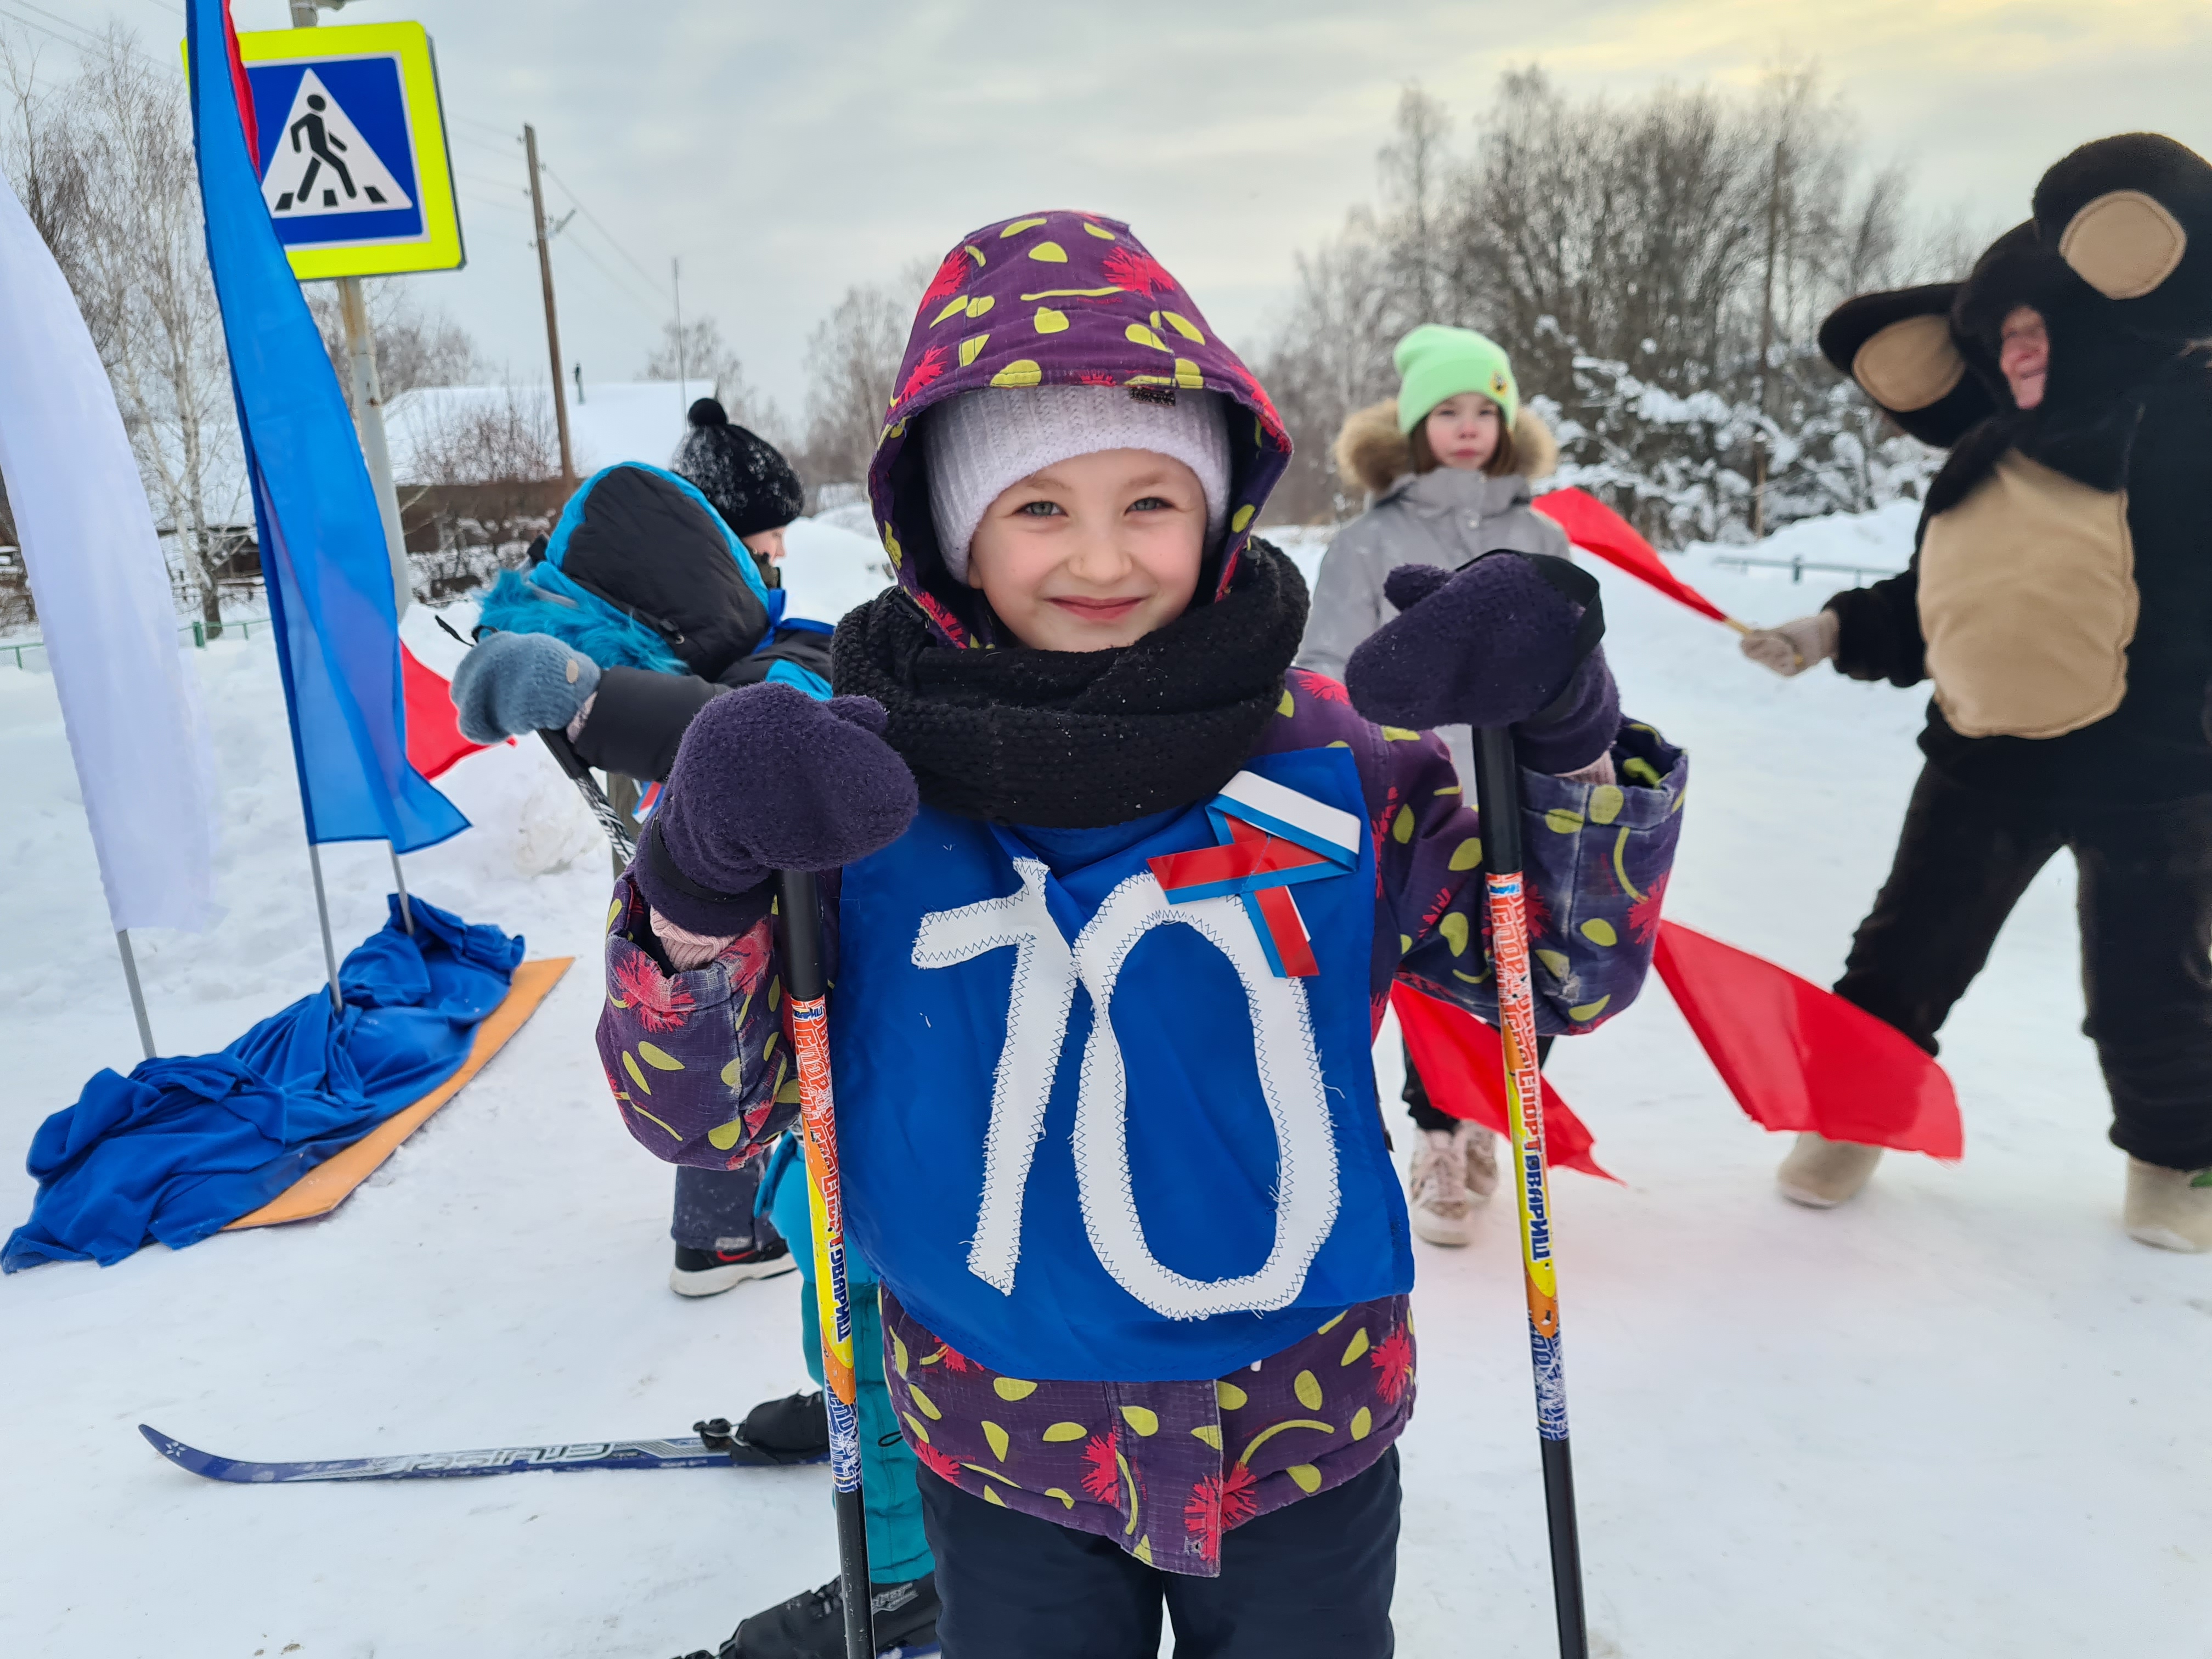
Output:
[139, 1423, 827, 1484]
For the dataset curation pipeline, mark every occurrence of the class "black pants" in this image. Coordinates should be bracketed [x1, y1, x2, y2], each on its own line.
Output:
[668, 1161, 774, 1252]
[1405, 1035, 1554, 1132]
[917, 1448, 1400, 1658]
[1837, 765, 2212, 1170]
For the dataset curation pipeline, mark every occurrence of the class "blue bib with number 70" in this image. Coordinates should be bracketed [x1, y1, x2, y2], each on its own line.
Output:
[832, 744, 1413, 1383]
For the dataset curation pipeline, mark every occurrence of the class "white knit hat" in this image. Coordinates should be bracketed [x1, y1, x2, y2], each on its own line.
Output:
[923, 386, 1230, 581]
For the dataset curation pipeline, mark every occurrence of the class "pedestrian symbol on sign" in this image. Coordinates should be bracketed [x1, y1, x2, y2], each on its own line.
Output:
[215, 20, 461, 278]
[260, 69, 413, 219]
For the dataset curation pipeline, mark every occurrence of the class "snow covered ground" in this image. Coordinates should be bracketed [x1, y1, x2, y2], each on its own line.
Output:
[2, 507, 2208, 1657]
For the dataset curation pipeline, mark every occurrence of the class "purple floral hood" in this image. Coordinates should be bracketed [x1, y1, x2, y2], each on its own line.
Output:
[867, 211, 1291, 647]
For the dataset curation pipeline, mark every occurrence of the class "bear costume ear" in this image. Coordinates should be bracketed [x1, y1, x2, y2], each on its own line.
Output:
[1818, 282, 1994, 449]
[2034, 133, 2212, 335]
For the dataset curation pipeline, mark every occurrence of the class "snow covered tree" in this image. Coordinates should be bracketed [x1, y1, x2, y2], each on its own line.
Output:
[1261, 65, 1945, 540]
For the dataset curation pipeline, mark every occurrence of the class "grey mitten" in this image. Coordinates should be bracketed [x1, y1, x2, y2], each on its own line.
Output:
[1739, 612, 1838, 678]
[450, 632, 602, 742]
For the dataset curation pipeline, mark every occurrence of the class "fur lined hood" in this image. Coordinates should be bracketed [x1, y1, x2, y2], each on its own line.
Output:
[1333, 398, 1560, 497]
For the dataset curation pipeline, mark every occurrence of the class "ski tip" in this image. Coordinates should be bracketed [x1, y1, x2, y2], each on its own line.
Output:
[139, 1424, 222, 1479]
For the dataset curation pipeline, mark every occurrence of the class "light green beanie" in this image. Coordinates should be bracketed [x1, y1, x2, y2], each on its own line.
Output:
[1394, 324, 1518, 435]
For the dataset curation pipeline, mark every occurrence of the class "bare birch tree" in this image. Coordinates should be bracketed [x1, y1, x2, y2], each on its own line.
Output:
[796, 283, 907, 499]
[642, 314, 784, 437]
[59, 30, 243, 630]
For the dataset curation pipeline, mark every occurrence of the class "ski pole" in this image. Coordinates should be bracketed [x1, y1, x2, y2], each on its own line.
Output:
[777, 867, 874, 1659]
[536, 724, 637, 863]
[1471, 720, 1589, 1659]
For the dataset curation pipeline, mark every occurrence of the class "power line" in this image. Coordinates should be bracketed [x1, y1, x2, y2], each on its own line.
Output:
[543, 161, 666, 297]
[455, 168, 528, 197]
[2, 3, 189, 77]
[10, 0, 108, 43]
[556, 228, 670, 325]
[0, 7, 96, 60]
[457, 188, 529, 220]
[449, 131, 519, 161]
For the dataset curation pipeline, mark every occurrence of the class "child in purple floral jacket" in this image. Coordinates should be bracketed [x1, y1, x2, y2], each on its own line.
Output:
[599, 212, 1685, 1659]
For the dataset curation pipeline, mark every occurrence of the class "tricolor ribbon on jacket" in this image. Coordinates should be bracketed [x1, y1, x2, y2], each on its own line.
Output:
[1147, 770, 1361, 977]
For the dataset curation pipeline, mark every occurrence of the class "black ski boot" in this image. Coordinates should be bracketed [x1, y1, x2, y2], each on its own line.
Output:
[692, 1390, 830, 1466]
[675, 1571, 940, 1658]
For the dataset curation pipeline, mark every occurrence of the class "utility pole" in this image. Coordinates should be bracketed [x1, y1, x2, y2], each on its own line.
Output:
[524, 124, 577, 489]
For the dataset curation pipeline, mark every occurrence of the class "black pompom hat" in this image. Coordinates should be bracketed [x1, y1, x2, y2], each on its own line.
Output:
[669, 398, 805, 540]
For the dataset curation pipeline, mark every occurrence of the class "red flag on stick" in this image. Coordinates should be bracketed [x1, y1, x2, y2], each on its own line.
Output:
[400, 643, 496, 782]
[1533, 487, 1747, 632]
[1391, 983, 1617, 1181]
[1653, 921, 1962, 1158]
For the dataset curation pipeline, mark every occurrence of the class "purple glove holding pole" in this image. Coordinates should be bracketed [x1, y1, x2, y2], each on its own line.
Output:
[1344, 552, 1620, 776]
[634, 682, 921, 936]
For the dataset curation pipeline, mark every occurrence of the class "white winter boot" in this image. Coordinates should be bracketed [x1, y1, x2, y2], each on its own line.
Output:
[1776, 1132, 1884, 1209]
[1410, 1122, 1491, 1246]
[1463, 1124, 1501, 1202]
[2123, 1157, 2212, 1252]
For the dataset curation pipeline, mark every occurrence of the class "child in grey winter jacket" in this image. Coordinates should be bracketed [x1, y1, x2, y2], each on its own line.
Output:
[1295, 324, 1585, 1250]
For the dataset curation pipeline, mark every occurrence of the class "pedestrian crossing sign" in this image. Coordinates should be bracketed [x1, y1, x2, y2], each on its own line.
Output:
[230, 22, 462, 279]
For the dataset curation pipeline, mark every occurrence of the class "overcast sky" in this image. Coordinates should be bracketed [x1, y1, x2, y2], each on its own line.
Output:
[57, 0, 2212, 425]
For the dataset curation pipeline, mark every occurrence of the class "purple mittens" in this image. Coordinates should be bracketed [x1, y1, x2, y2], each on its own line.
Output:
[638, 682, 921, 935]
[1344, 554, 1621, 776]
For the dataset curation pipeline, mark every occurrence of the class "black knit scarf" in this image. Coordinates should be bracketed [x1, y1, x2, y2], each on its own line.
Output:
[832, 543, 1308, 828]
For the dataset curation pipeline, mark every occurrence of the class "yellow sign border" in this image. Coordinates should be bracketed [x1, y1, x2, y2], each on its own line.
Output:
[230, 21, 464, 281]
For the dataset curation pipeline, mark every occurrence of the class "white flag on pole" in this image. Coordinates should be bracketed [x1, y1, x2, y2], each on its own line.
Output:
[0, 167, 221, 933]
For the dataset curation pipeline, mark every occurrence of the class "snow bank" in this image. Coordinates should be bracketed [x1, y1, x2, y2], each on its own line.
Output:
[776, 514, 893, 629]
[1680, 496, 1919, 588]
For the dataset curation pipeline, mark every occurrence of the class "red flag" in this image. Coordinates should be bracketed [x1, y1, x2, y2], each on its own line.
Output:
[400, 643, 494, 782]
[1654, 921, 1962, 1158]
[1391, 983, 1616, 1181]
[1533, 487, 1740, 629]
[219, 0, 258, 163]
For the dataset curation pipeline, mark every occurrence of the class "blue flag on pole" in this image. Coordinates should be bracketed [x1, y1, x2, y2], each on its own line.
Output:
[185, 0, 466, 853]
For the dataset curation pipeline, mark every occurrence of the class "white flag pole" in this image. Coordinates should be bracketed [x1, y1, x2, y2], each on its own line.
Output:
[116, 933, 157, 1062]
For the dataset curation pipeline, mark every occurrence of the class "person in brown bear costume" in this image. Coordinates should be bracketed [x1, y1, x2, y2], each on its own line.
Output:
[1739, 133, 2212, 1251]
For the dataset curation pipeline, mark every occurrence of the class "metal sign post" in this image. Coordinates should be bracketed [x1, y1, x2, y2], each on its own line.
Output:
[337, 273, 411, 618]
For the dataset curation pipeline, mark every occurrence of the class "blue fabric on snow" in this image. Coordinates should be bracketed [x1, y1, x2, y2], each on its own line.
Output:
[3, 898, 522, 1271]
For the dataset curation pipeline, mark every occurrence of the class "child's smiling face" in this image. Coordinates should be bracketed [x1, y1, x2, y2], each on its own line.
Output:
[963, 448, 1207, 651]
